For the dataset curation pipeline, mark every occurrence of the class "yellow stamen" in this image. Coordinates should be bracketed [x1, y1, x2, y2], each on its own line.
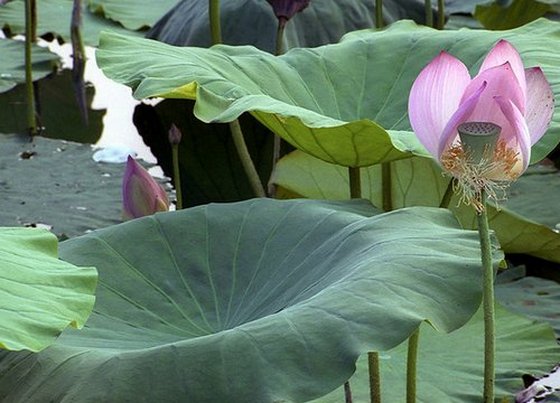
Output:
[440, 140, 519, 212]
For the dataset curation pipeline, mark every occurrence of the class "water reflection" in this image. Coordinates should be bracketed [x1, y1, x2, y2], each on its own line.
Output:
[49, 42, 156, 164]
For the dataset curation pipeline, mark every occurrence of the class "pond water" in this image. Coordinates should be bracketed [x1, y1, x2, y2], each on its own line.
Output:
[48, 42, 157, 165]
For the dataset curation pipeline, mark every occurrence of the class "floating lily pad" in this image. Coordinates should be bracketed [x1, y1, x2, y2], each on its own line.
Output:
[0, 0, 140, 45]
[0, 227, 96, 352]
[0, 134, 131, 237]
[314, 305, 560, 402]
[0, 38, 59, 94]
[0, 69, 105, 143]
[0, 199, 498, 402]
[97, 19, 560, 168]
[88, 0, 178, 31]
[496, 276, 560, 336]
[474, 0, 554, 30]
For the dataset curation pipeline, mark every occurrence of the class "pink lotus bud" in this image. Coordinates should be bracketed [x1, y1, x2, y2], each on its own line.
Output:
[122, 156, 169, 220]
[266, 0, 310, 25]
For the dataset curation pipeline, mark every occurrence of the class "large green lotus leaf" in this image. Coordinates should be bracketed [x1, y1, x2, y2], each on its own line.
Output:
[313, 305, 560, 402]
[134, 100, 273, 207]
[272, 150, 560, 263]
[0, 69, 105, 143]
[147, 0, 435, 52]
[506, 165, 560, 229]
[0, 227, 96, 352]
[97, 19, 560, 167]
[0, 0, 139, 46]
[87, 0, 178, 31]
[0, 134, 128, 237]
[497, 276, 560, 336]
[0, 199, 497, 402]
[474, 0, 554, 30]
[0, 38, 59, 94]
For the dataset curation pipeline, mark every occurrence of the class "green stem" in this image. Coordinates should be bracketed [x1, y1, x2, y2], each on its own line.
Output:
[349, 167, 362, 199]
[208, 0, 264, 197]
[344, 380, 353, 403]
[275, 20, 285, 56]
[424, 0, 433, 28]
[406, 329, 420, 403]
[209, 0, 222, 44]
[476, 190, 495, 403]
[171, 144, 183, 209]
[230, 120, 266, 197]
[381, 163, 392, 211]
[439, 179, 454, 209]
[437, 0, 445, 29]
[368, 352, 381, 403]
[268, 20, 287, 197]
[375, 0, 383, 28]
[24, 0, 37, 136]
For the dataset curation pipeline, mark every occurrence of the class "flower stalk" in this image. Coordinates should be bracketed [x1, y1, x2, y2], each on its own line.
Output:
[24, 0, 37, 136]
[437, 0, 445, 29]
[476, 189, 496, 403]
[375, 0, 383, 28]
[424, 0, 433, 27]
[169, 124, 184, 209]
[208, 0, 266, 198]
[348, 167, 361, 199]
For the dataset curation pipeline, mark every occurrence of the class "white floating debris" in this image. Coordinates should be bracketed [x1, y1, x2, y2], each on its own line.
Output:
[92, 146, 137, 163]
[516, 364, 560, 403]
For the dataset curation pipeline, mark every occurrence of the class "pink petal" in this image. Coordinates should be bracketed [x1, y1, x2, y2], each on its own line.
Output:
[478, 40, 526, 106]
[122, 156, 169, 219]
[437, 81, 487, 158]
[408, 51, 471, 157]
[461, 62, 525, 123]
[495, 96, 531, 174]
[524, 67, 555, 145]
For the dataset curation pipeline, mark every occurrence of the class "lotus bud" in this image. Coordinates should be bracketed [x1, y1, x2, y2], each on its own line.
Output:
[266, 0, 310, 26]
[122, 156, 169, 220]
[168, 124, 182, 146]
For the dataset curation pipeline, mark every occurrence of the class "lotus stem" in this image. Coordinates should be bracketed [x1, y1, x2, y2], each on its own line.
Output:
[348, 167, 362, 199]
[24, 0, 37, 136]
[275, 20, 285, 56]
[268, 19, 288, 197]
[369, 352, 382, 403]
[208, 0, 265, 198]
[171, 144, 183, 209]
[381, 163, 392, 211]
[344, 380, 353, 403]
[406, 328, 420, 403]
[209, 0, 222, 44]
[437, 0, 445, 29]
[476, 190, 495, 403]
[439, 179, 455, 209]
[230, 120, 266, 197]
[424, 0, 433, 27]
[375, 0, 383, 28]
[71, 0, 88, 125]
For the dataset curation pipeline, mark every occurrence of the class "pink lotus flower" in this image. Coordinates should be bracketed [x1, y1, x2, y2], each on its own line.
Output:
[122, 156, 169, 220]
[408, 40, 554, 209]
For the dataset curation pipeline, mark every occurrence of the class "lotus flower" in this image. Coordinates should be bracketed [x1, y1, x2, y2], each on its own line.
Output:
[408, 40, 554, 210]
[266, 0, 310, 25]
[122, 156, 169, 220]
